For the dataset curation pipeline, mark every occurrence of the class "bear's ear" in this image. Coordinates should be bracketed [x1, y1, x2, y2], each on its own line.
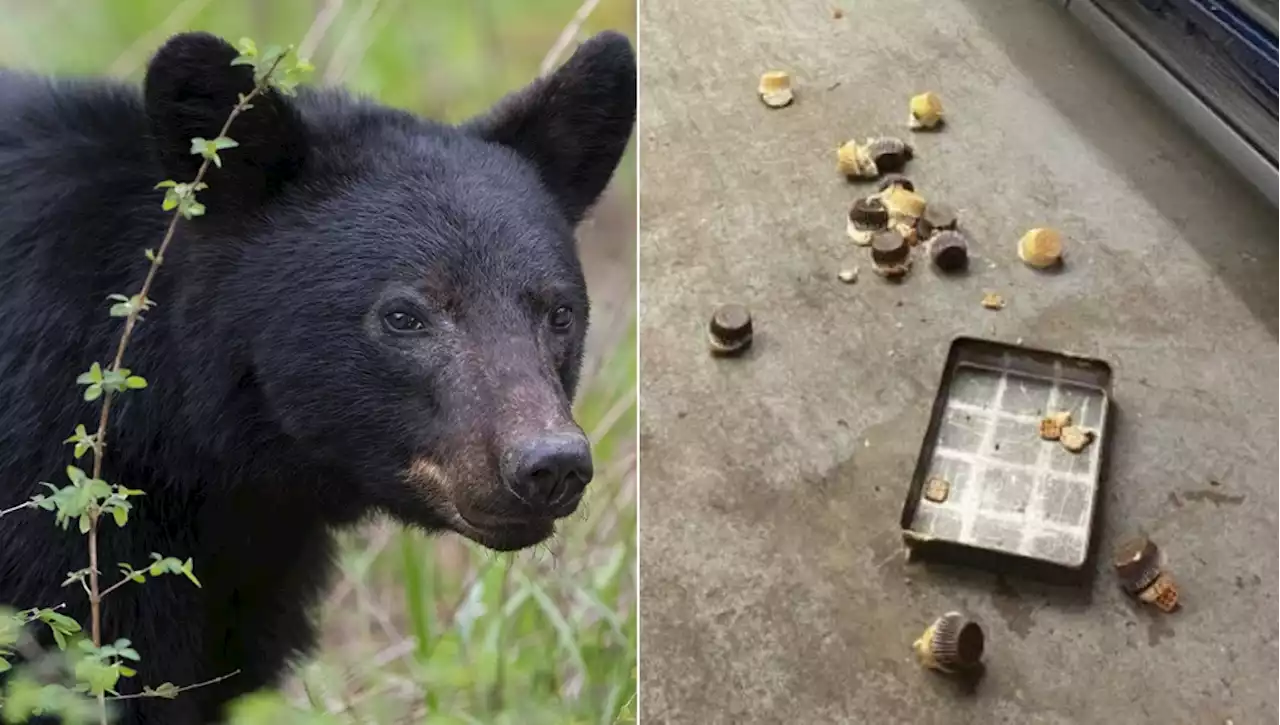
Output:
[144, 32, 308, 212]
[464, 31, 636, 224]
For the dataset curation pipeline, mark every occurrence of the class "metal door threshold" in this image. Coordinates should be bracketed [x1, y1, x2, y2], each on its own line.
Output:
[1066, 0, 1279, 206]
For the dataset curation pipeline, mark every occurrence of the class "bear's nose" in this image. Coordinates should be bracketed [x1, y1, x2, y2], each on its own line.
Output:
[503, 433, 593, 514]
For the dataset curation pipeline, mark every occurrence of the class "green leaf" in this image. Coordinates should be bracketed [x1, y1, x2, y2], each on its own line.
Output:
[118, 665, 137, 677]
[146, 682, 180, 699]
[125, 376, 148, 390]
[182, 558, 201, 588]
[78, 514, 91, 534]
[39, 611, 81, 633]
[154, 180, 177, 189]
[65, 466, 87, 484]
[213, 136, 239, 150]
[145, 248, 159, 263]
[109, 303, 132, 318]
[162, 193, 179, 211]
[112, 506, 128, 528]
[87, 479, 111, 500]
[235, 37, 258, 57]
[83, 384, 102, 401]
[76, 362, 104, 385]
[74, 656, 121, 696]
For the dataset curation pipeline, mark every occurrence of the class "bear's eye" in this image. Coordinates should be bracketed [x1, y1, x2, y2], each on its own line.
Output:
[549, 305, 575, 332]
[383, 311, 425, 334]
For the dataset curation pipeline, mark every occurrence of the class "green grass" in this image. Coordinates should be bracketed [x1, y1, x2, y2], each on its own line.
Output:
[0, 1, 637, 722]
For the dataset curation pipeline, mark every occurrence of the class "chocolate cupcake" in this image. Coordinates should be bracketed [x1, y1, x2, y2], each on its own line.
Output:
[1113, 537, 1162, 595]
[846, 196, 889, 246]
[708, 304, 753, 357]
[929, 229, 969, 272]
[870, 229, 912, 278]
[877, 173, 915, 193]
[863, 137, 913, 174]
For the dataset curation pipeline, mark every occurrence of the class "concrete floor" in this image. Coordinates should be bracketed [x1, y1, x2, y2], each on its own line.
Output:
[636, 1, 1278, 723]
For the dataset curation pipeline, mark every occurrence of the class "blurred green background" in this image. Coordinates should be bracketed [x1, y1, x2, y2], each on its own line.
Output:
[0, 1, 636, 723]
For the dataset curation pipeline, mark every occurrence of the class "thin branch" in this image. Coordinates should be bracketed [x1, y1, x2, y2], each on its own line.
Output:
[105, 670, 241, 702]
[0, 500, 37, 518]
[84, 68, 274, 644]
[79, 50, 290, 725]
[540, 0, 603, 75]
[97, 569, 143, 602]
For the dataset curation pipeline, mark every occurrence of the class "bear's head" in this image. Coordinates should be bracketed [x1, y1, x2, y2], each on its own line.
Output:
[143, 32, 634, 551]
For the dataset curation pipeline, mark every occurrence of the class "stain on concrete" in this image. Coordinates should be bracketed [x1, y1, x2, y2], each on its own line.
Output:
[1234, 574, 1262, 590]
[1147, 615, 1176, 647]
[991, 576, 1038, 638]
[1181, 489, 1246, 507]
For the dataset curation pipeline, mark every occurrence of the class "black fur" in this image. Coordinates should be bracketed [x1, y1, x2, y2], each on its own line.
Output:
[0, 30, 634, 724]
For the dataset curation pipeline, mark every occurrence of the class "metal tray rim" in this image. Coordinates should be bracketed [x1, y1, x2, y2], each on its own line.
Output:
[899, 336, 1114, 573]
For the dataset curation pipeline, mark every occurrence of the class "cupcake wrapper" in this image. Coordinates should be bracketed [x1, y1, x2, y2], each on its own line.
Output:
[915, 613, 983, 672]
[1137, 572, 1178, 612]
[929, 613, 984, 670]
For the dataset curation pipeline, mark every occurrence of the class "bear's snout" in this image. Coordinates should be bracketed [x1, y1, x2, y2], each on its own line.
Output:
[500, 431, 593, 516]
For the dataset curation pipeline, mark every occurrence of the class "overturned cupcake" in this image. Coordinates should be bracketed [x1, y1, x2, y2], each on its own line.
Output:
[1018, 227, 1064, 269]
[863, 136, 913, 174]
[880, 184, 927, 222]
[847, 196, 889, 246]
[908, 91, 945, 130]
[758, 71, 794, 108]
[914, 612, 984, 673]
[837, 140, 878, 179]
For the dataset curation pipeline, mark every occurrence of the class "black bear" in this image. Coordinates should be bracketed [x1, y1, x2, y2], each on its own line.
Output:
[0, 28, 634, 724]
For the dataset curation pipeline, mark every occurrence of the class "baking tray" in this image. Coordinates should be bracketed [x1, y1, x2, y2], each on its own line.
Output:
[900, 337, 1113, 582]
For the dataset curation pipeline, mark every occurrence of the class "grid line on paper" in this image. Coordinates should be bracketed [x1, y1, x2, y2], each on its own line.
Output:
[956, 357, 1008, 542]
[933, 448, 1094, 485]
[1017, 361, 1062, 556]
